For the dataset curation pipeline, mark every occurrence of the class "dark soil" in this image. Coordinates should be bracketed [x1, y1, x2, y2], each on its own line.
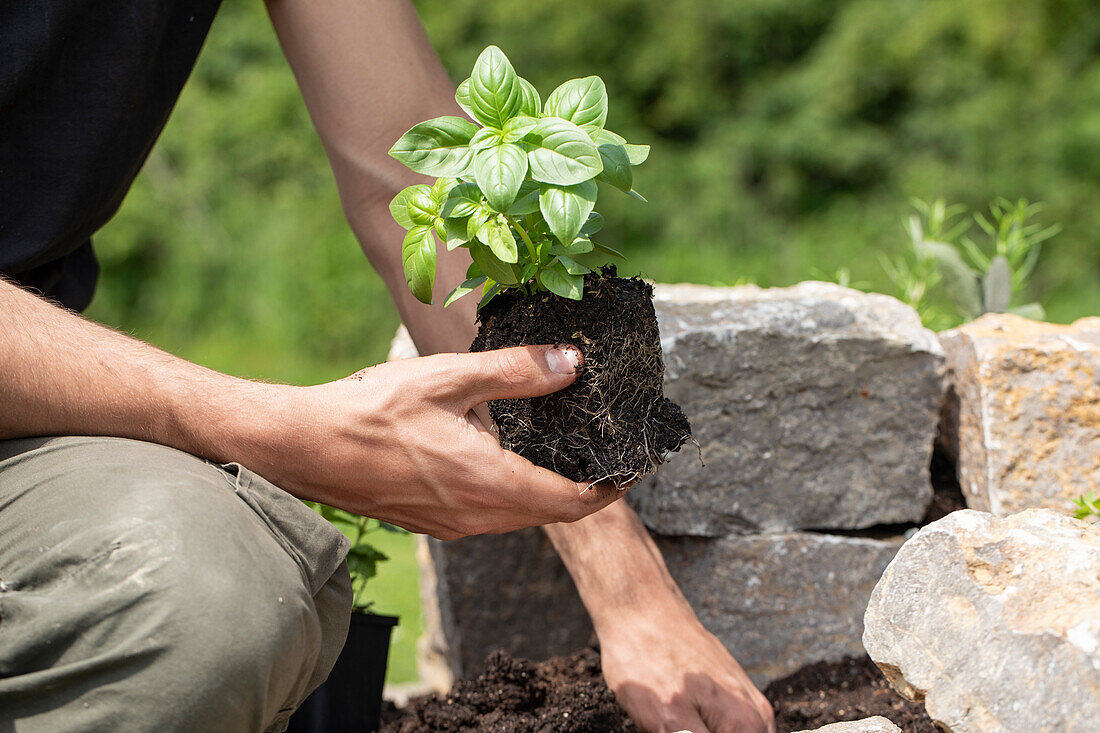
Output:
[380, 649, 635, 733]
[470, 268, 692, 487]
[766, 655, 940, 733]
[380, 649, 940, 733]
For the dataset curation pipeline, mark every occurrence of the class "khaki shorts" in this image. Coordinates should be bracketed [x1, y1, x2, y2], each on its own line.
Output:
[0, 436, 352, 733]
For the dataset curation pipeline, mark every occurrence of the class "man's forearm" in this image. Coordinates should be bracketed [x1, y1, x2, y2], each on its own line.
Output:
[545, 501, 695, 637]
[266, 0, 479, 358]
[0, 278, 274, 459]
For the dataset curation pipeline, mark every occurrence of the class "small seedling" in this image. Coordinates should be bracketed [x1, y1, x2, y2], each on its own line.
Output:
[1073, 492, 1100, 523]
[387, 45, 648, 308]
[310, 503, 404, 611]
[884, 197, 1058, 328]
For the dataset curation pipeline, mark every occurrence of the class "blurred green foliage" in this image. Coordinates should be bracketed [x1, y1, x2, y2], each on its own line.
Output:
[92, 0, 1100, 388]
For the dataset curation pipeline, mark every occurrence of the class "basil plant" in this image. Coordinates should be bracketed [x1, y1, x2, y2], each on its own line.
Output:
[388, 45, 648, 307]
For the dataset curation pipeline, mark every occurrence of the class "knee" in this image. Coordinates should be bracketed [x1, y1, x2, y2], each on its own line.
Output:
[108, 473, 337, 728]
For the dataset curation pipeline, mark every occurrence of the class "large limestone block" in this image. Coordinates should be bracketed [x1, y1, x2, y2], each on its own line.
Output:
[629, 282, 944, 536]
[793, 717, 901, 733]
[421, 529, 901, 687]
[939, 313, 1100, 515]
[863, 509, 1100, 732]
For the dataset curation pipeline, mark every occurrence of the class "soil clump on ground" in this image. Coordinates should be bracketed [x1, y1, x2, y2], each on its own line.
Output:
[380, 648, 634, 733]
[470, 268, 691, 486]
[380, 649, 939, 733]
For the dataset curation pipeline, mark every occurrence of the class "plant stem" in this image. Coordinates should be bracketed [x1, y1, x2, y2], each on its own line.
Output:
[507, 216, 538, 262]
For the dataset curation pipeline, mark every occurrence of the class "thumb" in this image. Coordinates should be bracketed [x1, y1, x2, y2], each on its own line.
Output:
[444, 344, 584, 408]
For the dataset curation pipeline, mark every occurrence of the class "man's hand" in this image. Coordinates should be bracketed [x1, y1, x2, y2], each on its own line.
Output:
[600, 607, 774, 733]
[243, 345, 620, 538]
[546, 502, 775, 733]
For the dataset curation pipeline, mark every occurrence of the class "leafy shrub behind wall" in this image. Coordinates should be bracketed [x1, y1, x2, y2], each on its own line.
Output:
[92, 0, 1100, 387]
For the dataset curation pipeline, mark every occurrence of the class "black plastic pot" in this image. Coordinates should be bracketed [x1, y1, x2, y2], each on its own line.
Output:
[286, 611, 399, 733]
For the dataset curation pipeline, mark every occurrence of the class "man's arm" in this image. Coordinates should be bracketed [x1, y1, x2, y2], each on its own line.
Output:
[0, 275, 614, 537]
[263, 1, 773, 729]
[546, 505, 774, 733]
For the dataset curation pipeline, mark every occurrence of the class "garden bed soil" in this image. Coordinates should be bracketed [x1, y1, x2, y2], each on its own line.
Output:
[470, 268, 691, 487]
[379, 649, 939, 733]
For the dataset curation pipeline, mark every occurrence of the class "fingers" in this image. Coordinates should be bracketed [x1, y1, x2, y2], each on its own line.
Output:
[698, 682, 772, 733]
[434, 344, 583, 409]
[663, 709, 710, 733]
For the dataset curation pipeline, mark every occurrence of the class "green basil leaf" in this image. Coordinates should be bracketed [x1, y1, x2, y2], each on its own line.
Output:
[539, 263, 584, 300]
[430, 177, 457, 204]
[505, 180, 540, 215]
[407, 190, 438, 226]
[477, 214, 519, 264]
[595, 140, 632, 192]
[544, 76, 608, 130]
[478, 281, 503, 310]
[402, 225, 437, 304]
[539, 180, 597, 245]
[526, 117, 603, 185]
[580, 212, 603, 236]
[595, 128, 649, 165]
[441, 182, 483, 218]
[502, 115, 538, 143]
[555, 254, 591, 275]
[624, 144, 650, 166]
[518, 77, 541, 118]
[389, 184, 431, 230]
[444, 276, 487, 307]
[468, 45, 525, 129]
[467, 207, 491, 241]
[626, 189, 647, 203]
[455, 78, 476, 120]
[549, 237, 595, 256]
[466, 261, 483, 279]
[389, 116, 478, 177]
[592, 240, 627, 259]
[473, 143, 528, 212]
[519, 262, 539, 282]
[469, 127, 503, 151]
[443, 217, 470, 250]
[470, 242, 520, 285]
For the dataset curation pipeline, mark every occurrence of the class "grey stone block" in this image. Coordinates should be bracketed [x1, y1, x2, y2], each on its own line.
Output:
[939, 313, 1100, 516]
[863, 509, 1100, 732]
[628, 282, 944, 536]
[421, 529, 902, 687]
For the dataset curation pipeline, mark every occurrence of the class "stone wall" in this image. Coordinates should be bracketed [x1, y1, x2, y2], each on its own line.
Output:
[391, 281, 947, 688]
[939, 313, 1100, 515]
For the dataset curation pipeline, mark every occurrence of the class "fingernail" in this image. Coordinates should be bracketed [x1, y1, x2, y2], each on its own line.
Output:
[546, 344, 583, 374]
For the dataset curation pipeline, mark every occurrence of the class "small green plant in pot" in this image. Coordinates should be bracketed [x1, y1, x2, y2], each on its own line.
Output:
[287, 505, 400, 733]
[388, 45, 691, 486]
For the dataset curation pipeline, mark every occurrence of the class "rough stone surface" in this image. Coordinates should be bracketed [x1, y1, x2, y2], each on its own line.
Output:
[628, 282, 944, 536]
[421, 529, 902, 688]
[792, 717, 902, 733]
[939, 313, 1100, 515]
[863, 509, 1100, 732]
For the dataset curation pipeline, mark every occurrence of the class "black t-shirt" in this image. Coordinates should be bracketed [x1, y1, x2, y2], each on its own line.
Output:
[0, 0, 222, 311]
